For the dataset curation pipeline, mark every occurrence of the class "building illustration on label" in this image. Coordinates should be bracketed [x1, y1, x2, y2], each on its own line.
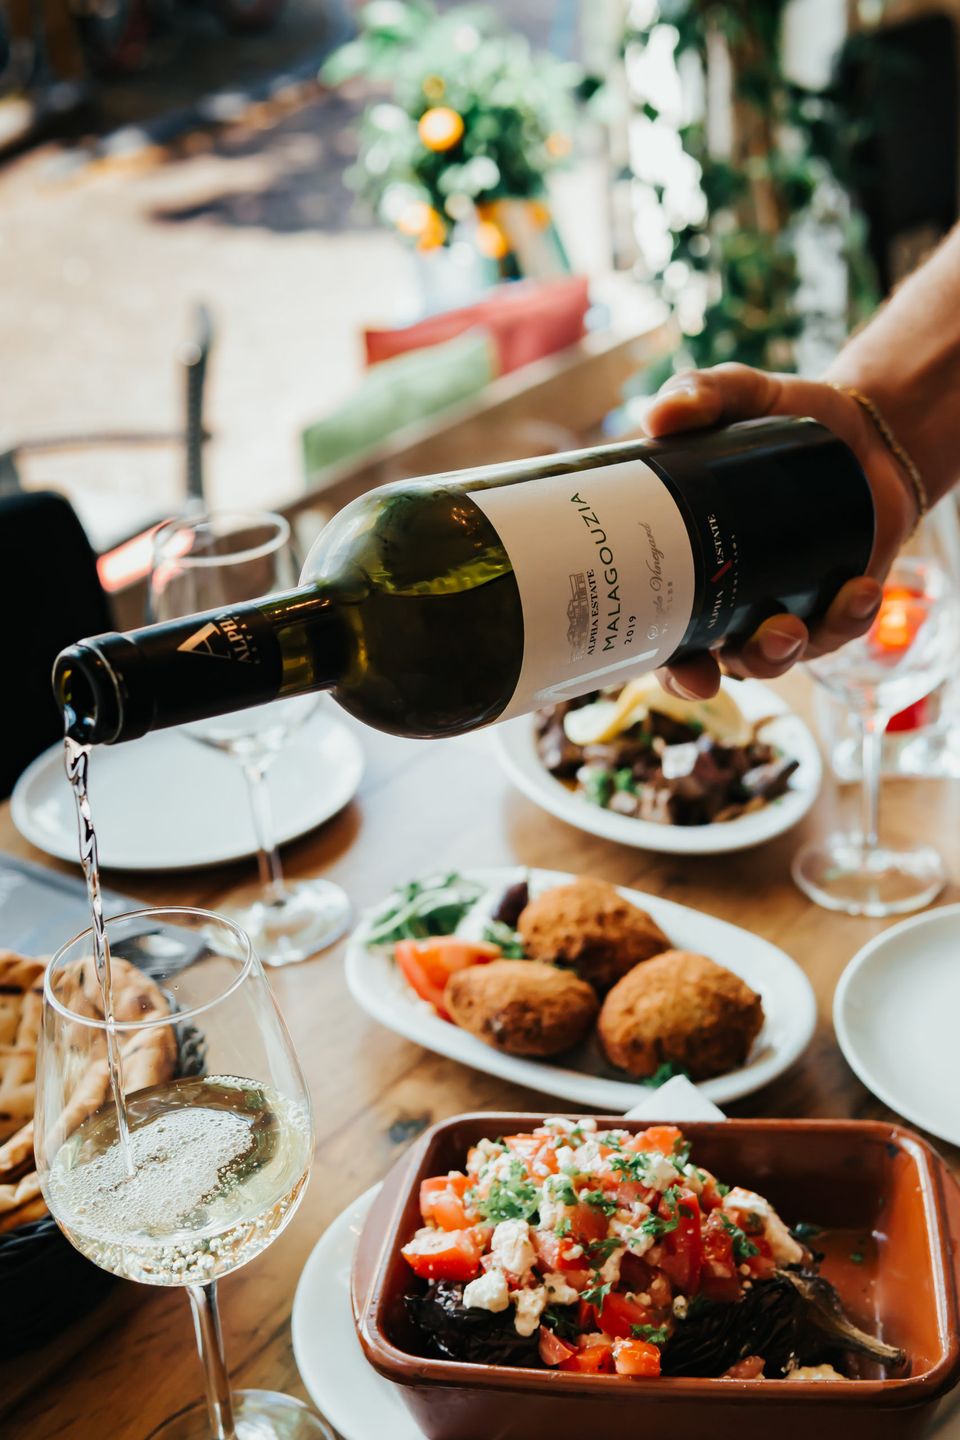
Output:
[566, 573, 590, 660]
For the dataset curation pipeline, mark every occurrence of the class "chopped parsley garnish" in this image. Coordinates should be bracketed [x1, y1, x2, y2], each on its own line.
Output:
[581, 1189, 618, 1216]
[598, 1131, 624, 1150]
[543, 1306, 580, 1340]
[546, 1175, 577, 1207]
[587, 1236, 623, 1262]
[581, 1275, 614, 1307]
[632, 1323, 670, 1345]
[554, 1217, 572, 1238]
[613, 767, 638, 794]
[792, 1221, 823, 1241]
[612, 1151, 652, 1182]
[850, 1251, 865, 1265]
[582, 767, 614, 808]
[639, 1187, 682, 1239]
[470, 1160, 539, 1223]
[672, 1137, 692, 1168]
[715, 1181, 731, 1198]
[483, 920, 526, 958]
[720, 1214, 760, 1261]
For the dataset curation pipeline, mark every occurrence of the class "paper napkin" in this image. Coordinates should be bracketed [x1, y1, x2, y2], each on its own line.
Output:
[622, 1074, 726, 1122]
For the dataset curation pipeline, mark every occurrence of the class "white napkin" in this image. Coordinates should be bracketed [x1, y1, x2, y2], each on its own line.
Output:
[622, 1074, 726, 1122]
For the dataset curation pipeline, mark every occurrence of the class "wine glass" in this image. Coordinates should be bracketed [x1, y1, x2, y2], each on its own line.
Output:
[35, 906, 332, 1440]
[150, 511, 351, 965]
[792, 517, 960, 916]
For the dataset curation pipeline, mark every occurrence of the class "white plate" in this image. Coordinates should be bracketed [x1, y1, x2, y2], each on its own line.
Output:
[494, 678, 821, 854]
[345, 866, 816, 1109]
[291, 1184, 960, 1440]
[11, 705, 364, 872]
[834, 904, 960, 1147]
[293, 1184, 419, 1440]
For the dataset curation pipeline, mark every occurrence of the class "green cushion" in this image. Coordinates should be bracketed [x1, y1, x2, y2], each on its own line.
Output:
[303, 328, 497, 478]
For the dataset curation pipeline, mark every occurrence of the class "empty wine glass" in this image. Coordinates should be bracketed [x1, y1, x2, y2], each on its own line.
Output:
[150, 511, 351, 965]
[793, 516, 960, 916]
[35, 907, 331, 1440]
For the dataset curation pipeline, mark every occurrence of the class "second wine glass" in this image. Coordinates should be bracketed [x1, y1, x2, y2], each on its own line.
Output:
[150, 511, 351, 964]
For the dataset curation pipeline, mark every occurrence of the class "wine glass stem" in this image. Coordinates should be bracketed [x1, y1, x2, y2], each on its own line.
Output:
[186, 1281, 236, 1440]
[858, 710, 889, 853]
[241, 760, 286, 901]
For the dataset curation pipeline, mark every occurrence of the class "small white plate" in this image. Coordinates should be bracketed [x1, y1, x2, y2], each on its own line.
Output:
[494, 679, 821, 855]
[11, 705, 363, 872]
[346, 866, 816, 1109]
[292, 1185, 419, 1440]
[291, 1184, 960, 1440]
[834, 904, 960, 1147]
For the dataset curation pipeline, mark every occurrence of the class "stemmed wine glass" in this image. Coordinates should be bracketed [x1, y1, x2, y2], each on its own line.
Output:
[149, 511, 351, 965]
[35, 906, 332, 1440]
[793, 515, 960, 916]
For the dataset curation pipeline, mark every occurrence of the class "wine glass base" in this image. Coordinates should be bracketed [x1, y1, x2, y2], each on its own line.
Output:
[220, 880, 351, 966]
[792, 835, 946, 918]
[146, 1390, 335, 1439]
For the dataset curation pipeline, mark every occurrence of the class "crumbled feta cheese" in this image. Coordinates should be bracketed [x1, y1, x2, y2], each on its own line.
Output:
[555, 1146, 577, 1173]
[639, 1151, 685, 1192]
[722, 1188, 804, 1265]
[672, 1295, 689, 1320]
[483, 1153, 523, 1183]
[681, 1167, 704, 1195]
[598, 1243, 625, 1286]
[491, 1220, 536, 1278]
[463, 1269, 510, 1313]
[469, 1138, 506, 1174]
[542, 1117, 597, 1135]
[565, 1242, 584, 1259]
[538, 1194, 566, 1232]
[611, 1218, 656, 1258]
[543, 1273, 580, 1306]
[513, 1286, 547, 1337]
[785, 1365, 843, 1382]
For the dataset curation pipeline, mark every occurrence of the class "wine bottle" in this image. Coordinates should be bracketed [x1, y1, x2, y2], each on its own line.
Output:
[55, 417, 874, 744]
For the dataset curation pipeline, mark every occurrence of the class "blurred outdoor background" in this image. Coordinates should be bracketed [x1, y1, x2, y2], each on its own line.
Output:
[1, 0, 958, 559]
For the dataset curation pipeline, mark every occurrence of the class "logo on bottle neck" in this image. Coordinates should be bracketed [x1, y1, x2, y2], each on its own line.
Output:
[177, 615, 258, 663]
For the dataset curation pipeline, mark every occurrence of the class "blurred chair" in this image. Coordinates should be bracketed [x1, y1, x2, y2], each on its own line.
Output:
[0, 491, 112, 798]
[844, 12, 960, 290]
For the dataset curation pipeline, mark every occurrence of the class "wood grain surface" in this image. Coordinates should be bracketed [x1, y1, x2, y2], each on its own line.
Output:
[1, 671, 957, 1438]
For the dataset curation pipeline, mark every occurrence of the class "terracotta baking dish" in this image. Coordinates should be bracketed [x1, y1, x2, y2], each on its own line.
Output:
[352, 1114, 960, 1440]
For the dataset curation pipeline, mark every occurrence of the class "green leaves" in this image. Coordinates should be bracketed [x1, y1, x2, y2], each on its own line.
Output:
[483, 920, 526, 958]
[471, 1161, 540, 1223]
[719, 1213, 760, 1262]
[632, 1323, 671, 1344]
[369, 872, 483, 944]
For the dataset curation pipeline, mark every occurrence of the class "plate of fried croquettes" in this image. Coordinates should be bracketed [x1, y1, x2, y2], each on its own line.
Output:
[345, 869, 815, 1108]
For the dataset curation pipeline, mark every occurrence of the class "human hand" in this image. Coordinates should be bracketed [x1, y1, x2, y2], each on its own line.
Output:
[642, 362, 918, 699]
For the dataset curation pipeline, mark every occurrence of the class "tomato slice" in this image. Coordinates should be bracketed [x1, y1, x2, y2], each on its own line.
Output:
[395, 942, 451, 1018]
[560, 1336, 614, 1373]
[659, 1188, 702, 1295]
[533, 1228, 592, 1282]
[412, 936, 501, 987]
[539, 1326, 577, 1367]
[419, 1174, 474, 1230]
[598, 1291, 657, 1340]
[401, 1226, 485, 1282]
[613, 1338, 662, 1377]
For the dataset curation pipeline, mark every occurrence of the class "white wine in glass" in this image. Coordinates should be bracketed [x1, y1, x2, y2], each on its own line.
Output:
[35, 907, 332, 1440]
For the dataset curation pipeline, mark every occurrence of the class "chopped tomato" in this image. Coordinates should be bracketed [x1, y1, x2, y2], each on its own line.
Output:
[659, 1189, 702, 1295]
[394, 942, 450, 1018]
[620, 1253, 656, 1296]
[419, 1173, 474, 1230]
[560, 1336, 614, 1373]
[539, 1326, 577, 1367]
[612, 1337, 662, 1377]
[401, 1226, 485, 1283]
[629, 1125, 684, 1155]
[612, 1178, 657, 1209]
[598, 1291, 657, 1340]
[533, 1228, 591, 1283]
[699, 1175, 727, 1211]
[744, 1235, 777, 1282]
[504, 1135, 559, 1176]
[700, 1211, 741, 1303]
[570, 1201, 610, 1245]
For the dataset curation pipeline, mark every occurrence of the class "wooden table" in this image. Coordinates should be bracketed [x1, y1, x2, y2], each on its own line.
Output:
[2, 672, 958, 1438]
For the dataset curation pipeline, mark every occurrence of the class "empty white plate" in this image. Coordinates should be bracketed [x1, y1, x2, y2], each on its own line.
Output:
[346, 866, 817, 1109]
[834, 904, 960, 1147]
[494, 679, 821, 855]
[12, 705, 363, 872]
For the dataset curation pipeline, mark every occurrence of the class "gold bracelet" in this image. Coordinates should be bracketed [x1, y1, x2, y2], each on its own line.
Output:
[828, 381, 929, 524]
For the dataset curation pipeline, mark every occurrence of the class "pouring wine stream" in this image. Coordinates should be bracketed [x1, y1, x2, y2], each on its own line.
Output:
[64, 732, 136, 1178]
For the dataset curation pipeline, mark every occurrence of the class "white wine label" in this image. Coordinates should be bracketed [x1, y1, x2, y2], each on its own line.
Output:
[469, 458, 696, 721]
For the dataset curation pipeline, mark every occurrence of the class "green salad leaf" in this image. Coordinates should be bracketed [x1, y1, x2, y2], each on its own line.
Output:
[367, 872, 483, 945]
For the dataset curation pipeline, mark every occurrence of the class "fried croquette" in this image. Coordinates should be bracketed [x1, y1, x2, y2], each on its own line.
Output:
[517, 878, 671, 994]
[598, 950, 763, 1080]
[444, 960, 598, 1058]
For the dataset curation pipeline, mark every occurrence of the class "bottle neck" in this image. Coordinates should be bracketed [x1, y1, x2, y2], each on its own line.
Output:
[55, 584, 349, 744]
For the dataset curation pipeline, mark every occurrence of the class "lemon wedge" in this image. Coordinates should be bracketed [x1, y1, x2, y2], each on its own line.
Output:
[562, 676, 751, 747]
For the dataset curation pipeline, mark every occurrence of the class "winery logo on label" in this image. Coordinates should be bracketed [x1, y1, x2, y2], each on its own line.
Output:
[177, 615, 258, 663]
[566, 572, 590, 660]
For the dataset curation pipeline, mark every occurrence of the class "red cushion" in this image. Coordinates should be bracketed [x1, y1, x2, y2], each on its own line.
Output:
[364, 275, 589, 376]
